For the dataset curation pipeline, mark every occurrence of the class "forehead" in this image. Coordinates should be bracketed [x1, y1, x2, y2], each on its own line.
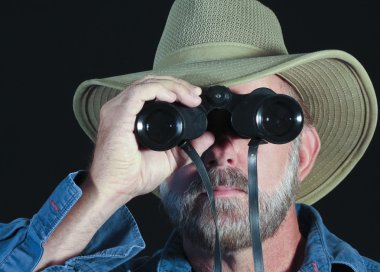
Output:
[228, 75, 290, 95]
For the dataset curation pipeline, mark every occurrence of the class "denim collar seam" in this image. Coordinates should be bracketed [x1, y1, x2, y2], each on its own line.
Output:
[313, 216, 333, 266]
[157, 230, 191, 271]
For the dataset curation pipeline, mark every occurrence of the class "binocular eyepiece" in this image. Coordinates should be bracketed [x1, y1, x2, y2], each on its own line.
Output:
[135, 86, 303, 151]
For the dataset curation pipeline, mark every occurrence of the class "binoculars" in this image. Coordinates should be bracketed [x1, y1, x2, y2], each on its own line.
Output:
[135, 86, 303, 151]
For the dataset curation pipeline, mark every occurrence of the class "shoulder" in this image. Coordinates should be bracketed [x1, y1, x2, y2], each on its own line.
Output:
[361, 256, 380, 272]
[296, 204, 380, 272]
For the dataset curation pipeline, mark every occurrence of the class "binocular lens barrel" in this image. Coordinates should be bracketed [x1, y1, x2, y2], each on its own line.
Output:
[136, 102, 185, 150]
[262, 102, 298, 136]
[255, 96, 303, 143]
[145, 109, 181, 143]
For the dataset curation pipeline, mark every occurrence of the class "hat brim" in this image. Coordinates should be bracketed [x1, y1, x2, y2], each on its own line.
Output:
[73, 49, 377, 205]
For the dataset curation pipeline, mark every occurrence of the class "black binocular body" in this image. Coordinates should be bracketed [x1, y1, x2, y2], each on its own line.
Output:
[135, 86, 304, 151]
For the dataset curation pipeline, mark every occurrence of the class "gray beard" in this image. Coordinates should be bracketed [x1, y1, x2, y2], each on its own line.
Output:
[160, 138, 300, 254]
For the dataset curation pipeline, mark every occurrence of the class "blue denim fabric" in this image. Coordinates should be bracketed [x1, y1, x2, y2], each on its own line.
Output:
[0, 172, 379, 271]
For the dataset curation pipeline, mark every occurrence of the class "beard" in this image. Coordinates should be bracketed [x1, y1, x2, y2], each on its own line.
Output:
[160, 138, 301, 254]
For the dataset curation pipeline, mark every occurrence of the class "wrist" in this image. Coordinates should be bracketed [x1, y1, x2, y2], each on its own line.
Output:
[80, 173, 134, 213]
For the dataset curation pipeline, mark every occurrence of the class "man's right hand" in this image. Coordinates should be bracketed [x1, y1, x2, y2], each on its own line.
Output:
[35, 76, 215, 271]
[87, 75, 215, 209]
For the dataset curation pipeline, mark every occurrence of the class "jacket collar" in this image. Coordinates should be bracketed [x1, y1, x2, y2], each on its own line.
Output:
[157, 230, 192, 272]
[297, 204, 366, 272]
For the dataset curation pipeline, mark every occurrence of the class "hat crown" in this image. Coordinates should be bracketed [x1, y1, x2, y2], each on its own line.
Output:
[153, 0, 288, 69]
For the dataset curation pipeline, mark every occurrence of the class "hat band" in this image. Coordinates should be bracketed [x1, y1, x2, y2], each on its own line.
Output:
[153, 42, 277, 69]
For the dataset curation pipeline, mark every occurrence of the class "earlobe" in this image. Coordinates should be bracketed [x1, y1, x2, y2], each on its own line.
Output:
[298, 126, 321, 182]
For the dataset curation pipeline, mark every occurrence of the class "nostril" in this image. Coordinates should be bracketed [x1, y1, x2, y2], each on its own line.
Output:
[227, 159, 233, 164]
[206, 159, 217, 168]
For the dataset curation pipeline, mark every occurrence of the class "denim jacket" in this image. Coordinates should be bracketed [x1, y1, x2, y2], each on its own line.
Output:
[0, 172, 379, 271]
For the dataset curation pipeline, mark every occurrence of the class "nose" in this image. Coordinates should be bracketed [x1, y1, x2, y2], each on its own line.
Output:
[203, 110, 242, 168]
[202, 136, 240, 168]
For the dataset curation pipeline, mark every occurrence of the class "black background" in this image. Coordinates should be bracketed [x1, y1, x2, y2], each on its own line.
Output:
[0, 0, 379, 261]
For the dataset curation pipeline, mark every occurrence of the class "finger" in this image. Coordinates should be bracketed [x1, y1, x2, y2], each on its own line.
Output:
[191, 131, 215, 155]
[164, 76, 202, 95]
[123, 80, 201, 113]
[133, 75, 202, 103]
[153, 79, 201, 107]
[167, 131, 215, 169]
[137, 75, 201, 93]
[122, 83, 179, 115]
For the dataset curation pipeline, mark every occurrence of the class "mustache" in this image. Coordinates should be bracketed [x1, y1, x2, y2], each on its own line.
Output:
[184, 167, 249, 196]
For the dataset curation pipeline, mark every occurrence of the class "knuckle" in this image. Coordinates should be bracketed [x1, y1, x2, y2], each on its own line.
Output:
[129, 75, 152, 86]
[174, 77, 187, 83]
[123, 89, 138, 102]
[175, 77, 194, 87]
[178, 84, 192, 94]
[126, 83, 145, 96]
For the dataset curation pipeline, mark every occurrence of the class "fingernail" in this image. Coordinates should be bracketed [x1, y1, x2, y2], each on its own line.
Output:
[193, 96, 202, 103]
[193, 87, 202, 96]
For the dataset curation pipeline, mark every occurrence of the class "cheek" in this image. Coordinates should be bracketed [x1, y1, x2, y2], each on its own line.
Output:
[257, 143, 291, 192]
[164, 164, 198, 195]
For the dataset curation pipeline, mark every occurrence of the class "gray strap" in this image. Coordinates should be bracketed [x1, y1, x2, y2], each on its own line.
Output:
[180, 141, 222, 272]
[248, 139, 265, 272]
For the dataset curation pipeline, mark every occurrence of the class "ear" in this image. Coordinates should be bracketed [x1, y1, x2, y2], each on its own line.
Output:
[298, 126, 321, 182]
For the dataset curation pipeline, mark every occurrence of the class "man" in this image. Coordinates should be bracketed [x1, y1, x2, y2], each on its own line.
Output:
[0, 0, 379, 271]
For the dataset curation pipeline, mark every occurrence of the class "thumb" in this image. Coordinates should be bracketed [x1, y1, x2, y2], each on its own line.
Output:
[191, 131, 215, 155]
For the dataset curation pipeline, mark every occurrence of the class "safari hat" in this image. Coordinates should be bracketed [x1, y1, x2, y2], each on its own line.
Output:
[73, 0, 377, 205]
